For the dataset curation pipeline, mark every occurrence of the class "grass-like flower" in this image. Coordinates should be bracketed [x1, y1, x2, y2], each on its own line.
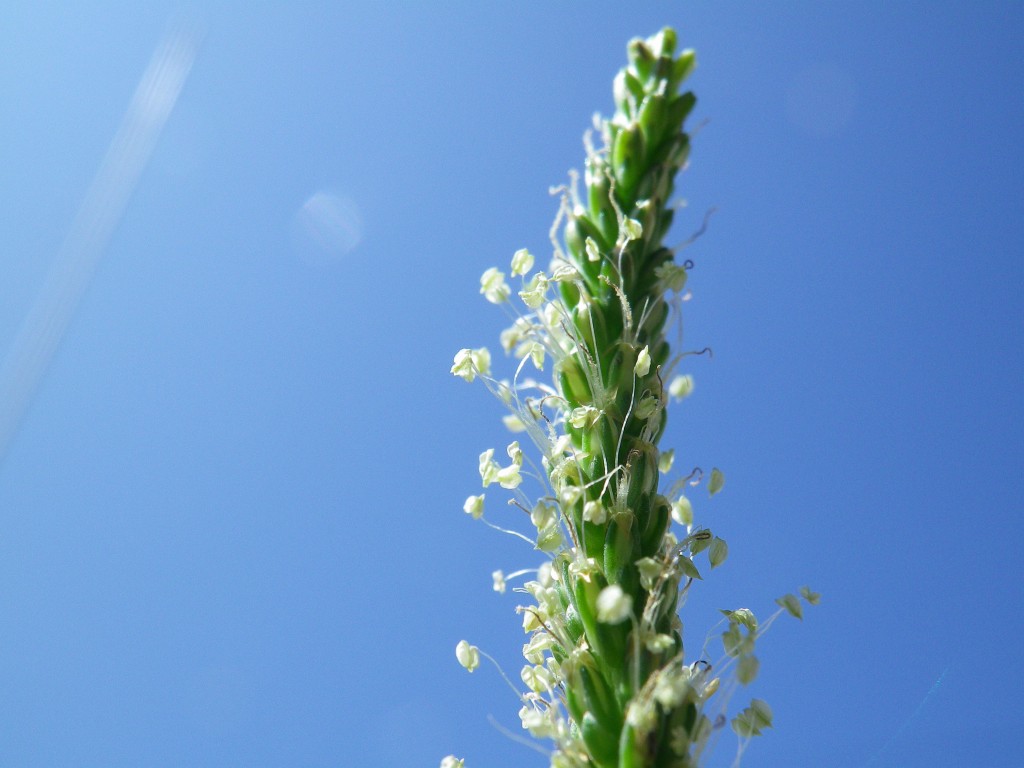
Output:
[447, 27, 815, 768]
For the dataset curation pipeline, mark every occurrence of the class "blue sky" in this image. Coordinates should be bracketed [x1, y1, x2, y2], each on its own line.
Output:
[1, 3, 1021, 767]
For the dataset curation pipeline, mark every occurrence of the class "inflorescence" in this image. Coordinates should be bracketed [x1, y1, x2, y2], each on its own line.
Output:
[444, 28, 817, 768]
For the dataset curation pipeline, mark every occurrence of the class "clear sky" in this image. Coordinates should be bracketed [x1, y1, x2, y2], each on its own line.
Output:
[1, 3, 1021, 767]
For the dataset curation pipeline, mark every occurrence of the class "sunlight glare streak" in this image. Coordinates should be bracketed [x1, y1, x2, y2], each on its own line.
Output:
[0, 23, 201, 465]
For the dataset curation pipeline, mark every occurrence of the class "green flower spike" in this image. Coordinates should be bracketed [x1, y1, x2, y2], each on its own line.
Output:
[448, 28, 814, 768]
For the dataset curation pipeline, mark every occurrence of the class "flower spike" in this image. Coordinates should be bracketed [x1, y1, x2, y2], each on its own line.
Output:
[446, 27, 814, 768]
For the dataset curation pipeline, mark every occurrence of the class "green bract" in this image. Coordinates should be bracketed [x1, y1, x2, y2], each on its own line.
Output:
[447, 27, 816, 768]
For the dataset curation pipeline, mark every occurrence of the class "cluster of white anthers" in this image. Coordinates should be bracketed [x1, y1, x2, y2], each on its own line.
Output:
[451, 242, 696, 517]
[445, 241, 711, 767]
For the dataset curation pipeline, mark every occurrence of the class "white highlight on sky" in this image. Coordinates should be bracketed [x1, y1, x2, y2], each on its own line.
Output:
[0, 24, 200, 465]
[291, 190, 363, 265]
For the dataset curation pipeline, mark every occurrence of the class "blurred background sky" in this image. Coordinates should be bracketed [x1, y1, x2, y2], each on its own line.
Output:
[1, 3, 1021, 767]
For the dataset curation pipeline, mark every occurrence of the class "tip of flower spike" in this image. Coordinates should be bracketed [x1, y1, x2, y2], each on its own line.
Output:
[672, 49, 697, 87]
[627, 37, 656, 76]
[440, 756, 465, 768]
[649, 27, 677, 58]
